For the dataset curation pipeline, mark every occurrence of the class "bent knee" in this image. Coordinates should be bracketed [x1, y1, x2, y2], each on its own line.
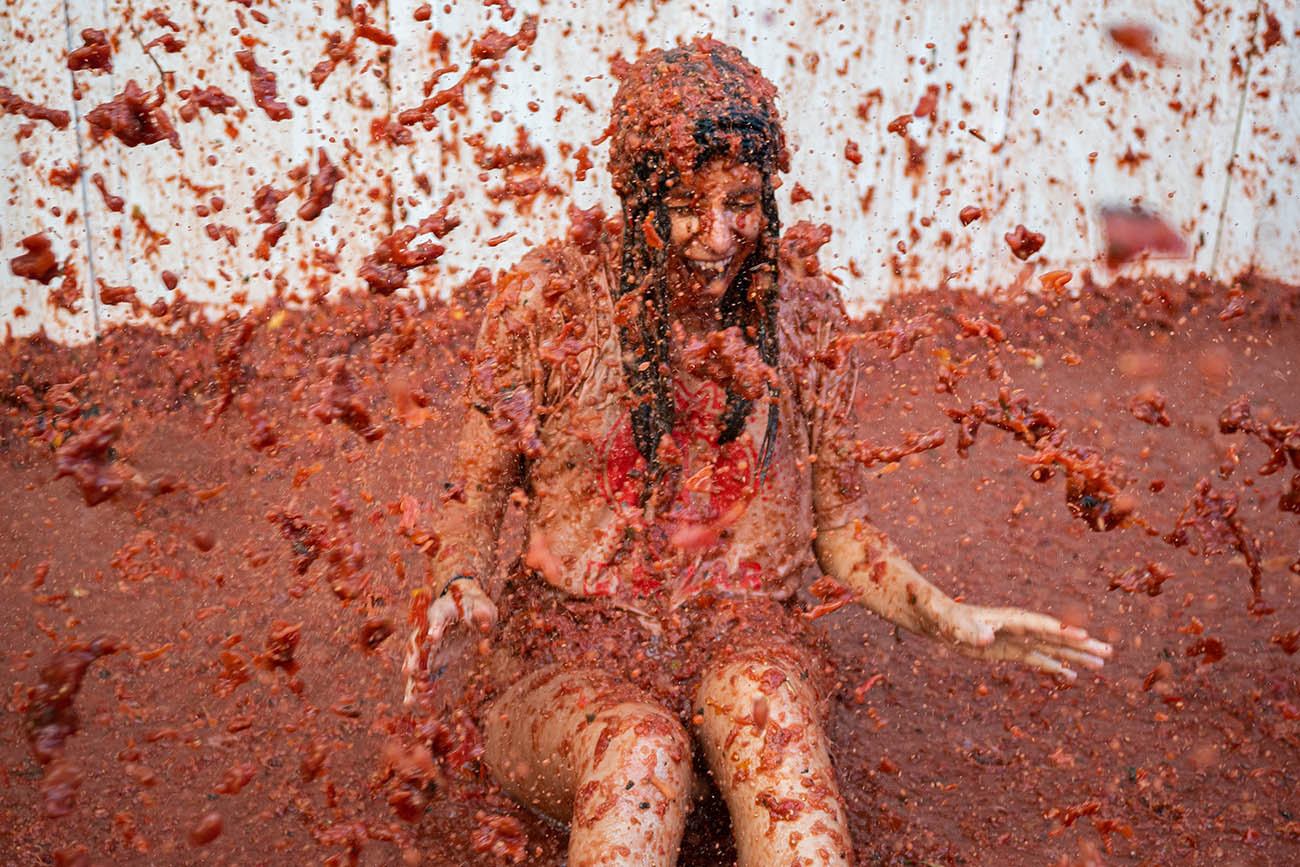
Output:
[696, 649, 818, 716]
[574, 702, 693, 780]
[695, 654, 827, 772]
[569, 704, 693, 829]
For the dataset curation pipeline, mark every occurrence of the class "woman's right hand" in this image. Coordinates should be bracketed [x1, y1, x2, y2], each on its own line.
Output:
[403, 577, 499, 705]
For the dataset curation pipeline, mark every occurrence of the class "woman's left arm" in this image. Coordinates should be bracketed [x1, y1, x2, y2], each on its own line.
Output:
[781, 233, 1111, 679]
[812, 516, 1111, 680]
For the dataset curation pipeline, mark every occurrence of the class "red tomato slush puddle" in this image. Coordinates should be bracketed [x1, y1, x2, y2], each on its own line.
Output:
[1, 270, 1297, 865]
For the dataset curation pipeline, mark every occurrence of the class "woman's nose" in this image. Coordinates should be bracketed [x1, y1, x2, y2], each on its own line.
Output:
[698, 204, 737, 255]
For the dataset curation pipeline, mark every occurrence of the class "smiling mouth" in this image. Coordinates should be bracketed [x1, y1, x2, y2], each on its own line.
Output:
[687, 257, 733, 278]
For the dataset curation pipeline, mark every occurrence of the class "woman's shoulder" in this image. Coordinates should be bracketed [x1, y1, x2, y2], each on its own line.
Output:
[776, 223, 862, 425]
[487, 236, 613, 325]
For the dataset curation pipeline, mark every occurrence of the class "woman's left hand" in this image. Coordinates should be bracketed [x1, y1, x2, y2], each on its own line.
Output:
[919, 598, 1113, 681]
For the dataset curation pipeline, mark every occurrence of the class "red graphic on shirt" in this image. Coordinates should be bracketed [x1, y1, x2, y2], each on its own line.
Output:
[600, 379, 759, 520]
[587, 379, 767, 598]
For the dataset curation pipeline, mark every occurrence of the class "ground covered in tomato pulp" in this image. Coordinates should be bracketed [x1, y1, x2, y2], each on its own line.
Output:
[1, 272, 1298, 866]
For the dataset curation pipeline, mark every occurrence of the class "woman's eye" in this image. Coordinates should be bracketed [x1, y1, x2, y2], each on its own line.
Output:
[728, 196, 759, 210]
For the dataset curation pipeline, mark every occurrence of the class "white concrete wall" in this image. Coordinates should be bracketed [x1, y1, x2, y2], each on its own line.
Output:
[2, 0, 1296, 342]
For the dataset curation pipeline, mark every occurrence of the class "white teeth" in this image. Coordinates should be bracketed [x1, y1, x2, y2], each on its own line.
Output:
[692, 258, 731, 274]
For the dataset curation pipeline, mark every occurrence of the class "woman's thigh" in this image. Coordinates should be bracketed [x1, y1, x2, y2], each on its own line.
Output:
[481, 662, 692, 823]
[692, 642, 852, 866]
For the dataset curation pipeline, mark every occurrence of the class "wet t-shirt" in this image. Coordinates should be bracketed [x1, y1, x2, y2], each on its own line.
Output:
[461, 227, 868, 617]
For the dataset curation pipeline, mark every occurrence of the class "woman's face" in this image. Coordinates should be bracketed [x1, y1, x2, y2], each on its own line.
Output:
[662, 160, 763, 310]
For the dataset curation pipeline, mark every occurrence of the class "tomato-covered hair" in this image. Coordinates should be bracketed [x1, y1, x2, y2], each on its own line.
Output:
[606, 38, 787, 492]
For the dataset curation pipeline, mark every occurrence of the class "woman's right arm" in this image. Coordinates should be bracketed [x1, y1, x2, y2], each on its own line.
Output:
[401, 406, 521, 704]
[405, 263, 542, 700]
[433, 256, 549, 595]
[432, 404, 525, 598]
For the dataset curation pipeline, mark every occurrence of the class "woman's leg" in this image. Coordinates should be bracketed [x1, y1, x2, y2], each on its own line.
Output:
[693, 647, 853, 866]
[482, 665, 694, 867]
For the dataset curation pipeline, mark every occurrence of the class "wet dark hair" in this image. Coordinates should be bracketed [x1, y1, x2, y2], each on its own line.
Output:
[608, 40, 787, 495]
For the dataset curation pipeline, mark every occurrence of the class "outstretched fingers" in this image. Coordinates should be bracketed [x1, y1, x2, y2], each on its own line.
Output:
[976, 641, 1077, 680]
[1008, 637, 1108, 671]
[1021, 650, 1077, 681]
[960, 632, 1107, 681]
[1040, 643, 1107, 670]
[980, 606, 1113, 658]
[981, 607, 1080, 640]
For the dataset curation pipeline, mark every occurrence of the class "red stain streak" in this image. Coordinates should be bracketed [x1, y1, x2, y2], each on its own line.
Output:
[356, 22, 396, 48]
[1260, 6, 1284, 50]
[397, 68, 467, 127]
[91, 173, 125, 212]
[905, 136, 926, 177]
[1109, 23, 1165, 63]
[913, 83, 940, 120]
[235, 50, 292, 121]
[297, 149, 343, 221]
[0, 86, 71, 129]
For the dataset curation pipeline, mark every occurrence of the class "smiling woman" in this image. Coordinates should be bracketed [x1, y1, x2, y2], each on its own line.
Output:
[664, 161, 764, 312]
[403, 37, 1111, 867]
